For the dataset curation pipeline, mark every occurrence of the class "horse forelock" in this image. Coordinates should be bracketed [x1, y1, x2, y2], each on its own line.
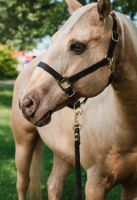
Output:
[112, 11, 137, 55]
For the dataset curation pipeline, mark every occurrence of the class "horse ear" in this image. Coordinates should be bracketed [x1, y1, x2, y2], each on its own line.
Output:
[97, 0, 111, 19]
[66, 0, 83, 14]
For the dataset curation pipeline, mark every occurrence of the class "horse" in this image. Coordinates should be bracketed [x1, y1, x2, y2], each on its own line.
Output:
[12, 0, 137, 199]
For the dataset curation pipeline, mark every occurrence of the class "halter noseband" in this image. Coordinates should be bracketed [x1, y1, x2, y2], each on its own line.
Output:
[37, 14, 119, 110]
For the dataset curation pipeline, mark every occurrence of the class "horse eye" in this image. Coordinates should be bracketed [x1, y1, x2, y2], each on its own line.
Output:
[70, 43, 85, 53]
[74, 44, 83, 51]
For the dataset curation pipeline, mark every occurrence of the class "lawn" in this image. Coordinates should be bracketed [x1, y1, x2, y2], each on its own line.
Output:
[0, 84, 122, 200]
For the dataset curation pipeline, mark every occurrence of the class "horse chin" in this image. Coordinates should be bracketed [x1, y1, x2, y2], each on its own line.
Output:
[33, 110, 53, 127]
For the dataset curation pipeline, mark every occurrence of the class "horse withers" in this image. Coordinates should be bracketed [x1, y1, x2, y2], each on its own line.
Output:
[12, 0, 137, 199]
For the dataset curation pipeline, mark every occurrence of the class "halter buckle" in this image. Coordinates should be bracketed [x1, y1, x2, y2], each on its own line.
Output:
[112, 31, 119, 42]
[57, 76, 72, 91]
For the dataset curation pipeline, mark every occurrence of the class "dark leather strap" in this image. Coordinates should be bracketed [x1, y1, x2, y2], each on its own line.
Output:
[107, 73, 114, 86]
[38, 61, 63, 82]
[107, 15, 119, 58]
[75, 135, 82, 200]
[68, 58, 108, 83]
[74, 124, 82, 200]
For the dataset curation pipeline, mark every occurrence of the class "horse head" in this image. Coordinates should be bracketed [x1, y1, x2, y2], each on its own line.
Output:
[19, 0, 120, 127]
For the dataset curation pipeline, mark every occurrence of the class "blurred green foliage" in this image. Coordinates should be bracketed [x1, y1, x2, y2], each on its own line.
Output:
[112, 0, 137, 21]
[0, 0, 136, 51]
[0, 0, 69, 50]
[0, 44, 18, 80]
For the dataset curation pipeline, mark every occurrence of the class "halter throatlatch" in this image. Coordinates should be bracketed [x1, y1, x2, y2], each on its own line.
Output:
[37, 14, 119, 111]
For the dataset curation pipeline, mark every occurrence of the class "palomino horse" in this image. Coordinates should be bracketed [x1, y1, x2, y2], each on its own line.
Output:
[12, 0, 137, 199]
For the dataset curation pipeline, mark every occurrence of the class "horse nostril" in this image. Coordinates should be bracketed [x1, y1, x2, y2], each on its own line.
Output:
[25, 99, 34, 108]
[22, 98, 35, 117]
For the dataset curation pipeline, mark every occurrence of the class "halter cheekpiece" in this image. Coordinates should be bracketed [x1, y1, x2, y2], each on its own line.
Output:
[37, 14, 119, 111]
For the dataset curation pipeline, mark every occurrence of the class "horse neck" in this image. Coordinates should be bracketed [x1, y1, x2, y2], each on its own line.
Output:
[112, 21, 137, 123]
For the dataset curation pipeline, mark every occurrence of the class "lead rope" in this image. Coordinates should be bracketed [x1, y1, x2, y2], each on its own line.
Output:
[74, 110, 83, 200]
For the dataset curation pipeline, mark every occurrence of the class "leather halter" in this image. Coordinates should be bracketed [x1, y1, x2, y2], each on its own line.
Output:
[37, 14, 119, 110]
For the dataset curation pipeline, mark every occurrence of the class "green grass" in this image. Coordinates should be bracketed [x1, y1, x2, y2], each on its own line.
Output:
[0, 84, 122, 200]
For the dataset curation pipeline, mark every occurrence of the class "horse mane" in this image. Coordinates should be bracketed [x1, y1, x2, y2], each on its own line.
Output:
[112, 11, 137, 54]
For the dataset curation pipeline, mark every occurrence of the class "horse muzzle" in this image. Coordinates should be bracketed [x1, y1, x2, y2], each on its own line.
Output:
[18, 92, 54, 127]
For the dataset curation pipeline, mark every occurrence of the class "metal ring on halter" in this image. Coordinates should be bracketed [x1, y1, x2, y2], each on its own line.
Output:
[73, 104, 83, 115]
[105, 55, 113, 62]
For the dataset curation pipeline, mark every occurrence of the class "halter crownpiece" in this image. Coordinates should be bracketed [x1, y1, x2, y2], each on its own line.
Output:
[37, 14, 119, 110]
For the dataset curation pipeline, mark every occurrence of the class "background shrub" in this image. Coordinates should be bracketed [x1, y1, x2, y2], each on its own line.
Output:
[0, 44, 18, 80]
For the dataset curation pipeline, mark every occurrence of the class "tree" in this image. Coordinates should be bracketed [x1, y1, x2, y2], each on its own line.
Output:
[0, 0, 69, 50]
[0, 0, 136, 51]
[112, 0, 137, 21]
[0, 44, 19, 80]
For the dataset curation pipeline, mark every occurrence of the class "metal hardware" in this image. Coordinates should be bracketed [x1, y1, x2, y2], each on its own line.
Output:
[73, 108, 83, 116]
[105, 55, 113, 62]
[109, 61, 113, 71]
[73, 124, 82, 130]
[105, 55, 113, 78]
[73, 100, 80, 110]
[73, 111, 82, 143]
[75, 111, 81, 122]
[67, 91, 75, 98]
[57, 76, 72, 92]
[75, 133, 80, 142]
[112, 31, 119, 42]
[109, 70, 113, 78]
[73, 103, 83, 115]
[109, 57, 113, 77]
